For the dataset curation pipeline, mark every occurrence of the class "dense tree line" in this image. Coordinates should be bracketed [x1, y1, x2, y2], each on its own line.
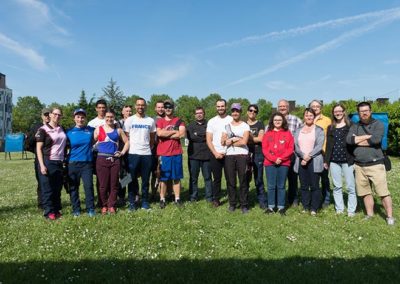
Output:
[11, 79, 400, 154]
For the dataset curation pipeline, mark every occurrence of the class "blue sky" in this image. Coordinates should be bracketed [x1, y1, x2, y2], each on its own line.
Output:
[1, 0, 400, 106]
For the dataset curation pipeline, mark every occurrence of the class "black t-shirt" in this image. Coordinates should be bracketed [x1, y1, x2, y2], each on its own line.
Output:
[247, 120, 264, 155]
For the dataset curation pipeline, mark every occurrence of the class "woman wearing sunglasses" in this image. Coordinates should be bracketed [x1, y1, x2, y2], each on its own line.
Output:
[246, 104, 266, 209]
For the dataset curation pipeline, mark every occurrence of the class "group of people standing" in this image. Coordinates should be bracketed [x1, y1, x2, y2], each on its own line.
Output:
[29, 97, 394, 225]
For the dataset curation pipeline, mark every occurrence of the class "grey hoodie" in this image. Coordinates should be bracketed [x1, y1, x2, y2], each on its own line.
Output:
[346, 118, 384, 165]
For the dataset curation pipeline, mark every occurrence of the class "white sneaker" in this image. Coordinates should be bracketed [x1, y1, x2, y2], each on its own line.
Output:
[386, 217, 395, 226]
[347, 212, 356, 217]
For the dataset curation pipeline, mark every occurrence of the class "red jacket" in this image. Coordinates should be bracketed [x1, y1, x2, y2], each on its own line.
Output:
[262, 129, 294, 167]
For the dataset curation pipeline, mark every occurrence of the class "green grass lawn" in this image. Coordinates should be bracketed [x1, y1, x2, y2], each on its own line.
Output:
[0, 152, 399, 283]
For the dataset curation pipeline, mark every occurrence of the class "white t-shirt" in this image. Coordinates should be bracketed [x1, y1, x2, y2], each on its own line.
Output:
[88, 117, 105, 128]
[223, 121, 250, 155]
[206, 115, 233, 154]
[124, 115, 156, 155]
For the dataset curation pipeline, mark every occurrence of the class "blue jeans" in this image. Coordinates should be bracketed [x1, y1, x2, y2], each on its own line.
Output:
[248, 152, 266, 206]
[68, 162, 95, 212]
[128, 154, 153, 204]
[189, 159, 212, 201]
[330, 162, 357, 213]
[265, 165, 288, 210]
[40, 160, 63, 217]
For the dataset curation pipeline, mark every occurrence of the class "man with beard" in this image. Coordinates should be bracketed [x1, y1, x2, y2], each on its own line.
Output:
[346, 101, 394, 225]
[124, 98, 156, 210]
[206, 99, 233, 207]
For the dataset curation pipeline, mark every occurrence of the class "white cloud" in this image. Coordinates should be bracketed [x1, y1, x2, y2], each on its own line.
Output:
[148, 62, 192, 87]
[208, 7, 400, 50]
[0, 32, 47, 70]
[222, 10, 400, 88]
[15, 0, 69, 35]
[265, 80, 296, 90]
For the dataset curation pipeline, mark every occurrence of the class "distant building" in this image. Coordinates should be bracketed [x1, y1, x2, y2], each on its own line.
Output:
[0, 73, 13, 150]
[376, 98, 389, 105]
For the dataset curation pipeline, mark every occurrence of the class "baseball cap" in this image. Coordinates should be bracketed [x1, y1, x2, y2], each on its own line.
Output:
[231, 103, 242, 111]
[164, 101, 174, 109]
[74, 108, 87, 116]
[41, 108, 51, 115]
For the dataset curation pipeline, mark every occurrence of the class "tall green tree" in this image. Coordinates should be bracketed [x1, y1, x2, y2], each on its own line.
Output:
[102, 78, 126, 113]
[200, 93, 222, 120]
[175, 95, 200, 124]
[256, 99, 273, 124]
[12, 96, 44, 133]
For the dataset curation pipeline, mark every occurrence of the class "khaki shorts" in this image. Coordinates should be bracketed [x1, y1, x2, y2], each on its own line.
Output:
[354, 164, 390, 197]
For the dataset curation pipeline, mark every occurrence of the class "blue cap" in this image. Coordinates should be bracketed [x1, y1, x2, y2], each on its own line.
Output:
[74, 108, 86, 116]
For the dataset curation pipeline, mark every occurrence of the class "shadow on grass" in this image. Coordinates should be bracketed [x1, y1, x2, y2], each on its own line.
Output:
[1, 257, 399, 283]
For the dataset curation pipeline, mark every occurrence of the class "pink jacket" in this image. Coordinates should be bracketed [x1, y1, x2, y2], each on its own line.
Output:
[262, 129, 294, 167]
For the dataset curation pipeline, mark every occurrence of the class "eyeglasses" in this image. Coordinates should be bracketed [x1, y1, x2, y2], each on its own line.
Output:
[248, 109, 258, 114]
[52, 113, 62, 117]
[311, 105, 321, 109]
[43, 113, 50, 117]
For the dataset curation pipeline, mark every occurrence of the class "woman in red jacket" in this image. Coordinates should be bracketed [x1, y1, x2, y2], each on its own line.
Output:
[262, 113, 294, 215]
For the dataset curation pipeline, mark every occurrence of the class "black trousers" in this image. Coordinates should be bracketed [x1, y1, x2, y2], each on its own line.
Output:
[209, 154, 227, 201]
[225, 155, 249, 208]
[298, 160, 321, 212]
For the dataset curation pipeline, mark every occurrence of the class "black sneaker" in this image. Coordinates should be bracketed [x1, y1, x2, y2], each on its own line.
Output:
[259, 203, 266, 210]
[175, 199, 183, 207]
[241, 207, 249, 214]
[278, 209, 286, 216]
[159, 200, 166, 209]
[265, 208, 274, 214]
[228, 206, 236, 212]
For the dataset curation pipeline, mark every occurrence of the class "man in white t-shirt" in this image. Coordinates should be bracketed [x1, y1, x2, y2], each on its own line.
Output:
[124, 98, 156, 210]
[206, 99, 233, 207]
[88, 99, 107, 128]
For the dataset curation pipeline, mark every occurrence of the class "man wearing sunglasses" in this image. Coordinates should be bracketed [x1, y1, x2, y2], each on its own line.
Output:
[156, 101, 186, 208]
[26, 108, 51, 209]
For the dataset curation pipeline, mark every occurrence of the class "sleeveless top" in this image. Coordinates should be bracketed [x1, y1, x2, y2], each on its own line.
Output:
[97, 126, 119, 155]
